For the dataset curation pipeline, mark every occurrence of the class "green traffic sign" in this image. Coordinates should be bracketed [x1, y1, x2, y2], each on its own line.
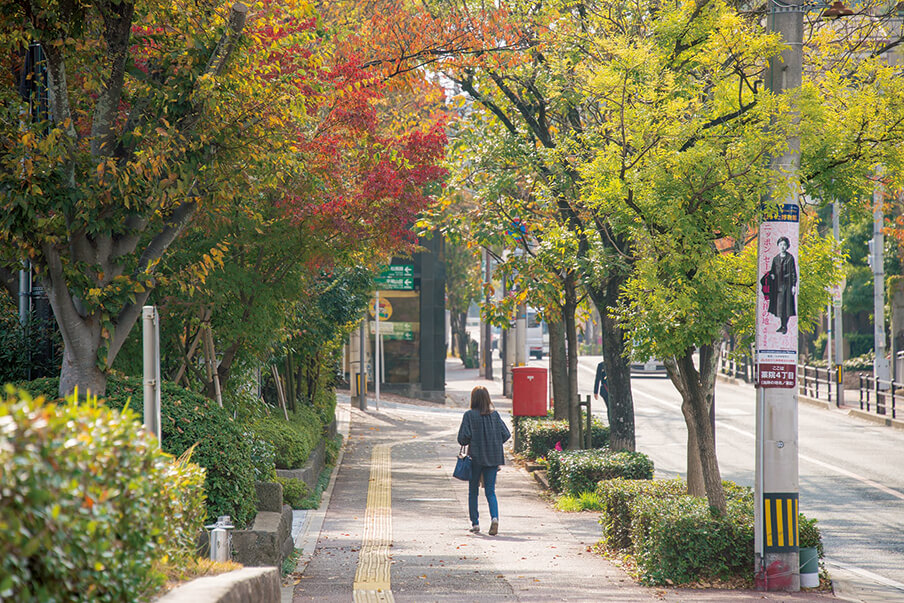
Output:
[376, 265, 414, 290]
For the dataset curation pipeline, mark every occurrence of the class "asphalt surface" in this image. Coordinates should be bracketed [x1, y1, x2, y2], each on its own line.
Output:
[289, 360, 838, 602]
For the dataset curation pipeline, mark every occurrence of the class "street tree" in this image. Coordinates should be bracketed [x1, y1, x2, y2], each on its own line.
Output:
[0, 0, 321, 396]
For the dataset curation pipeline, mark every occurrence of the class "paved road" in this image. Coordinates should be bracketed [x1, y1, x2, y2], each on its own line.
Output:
[292, 385, 835, 602]
[557, 355, 904, 603]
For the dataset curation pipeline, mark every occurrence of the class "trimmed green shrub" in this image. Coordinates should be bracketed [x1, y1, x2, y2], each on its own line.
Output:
[312, 381, 337, 427]
[16, 376, 257, 528]
[247, 430, 278, 482]
[597, 478, 688, 551]
[799, 514, 824, 558]
[516, 416, 609, 459]
[0, 387, 206, 602]
[325, 434, 342, 466]
[254, 406, 322, 470]
[276, 477, 311, 509]
[630, 493, 755, 585]
[546, 449, 653, 494]
[597, 479, 754, 553]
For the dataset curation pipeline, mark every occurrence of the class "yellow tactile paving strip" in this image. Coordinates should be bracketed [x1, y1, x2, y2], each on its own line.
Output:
[353, 443, 394, 602]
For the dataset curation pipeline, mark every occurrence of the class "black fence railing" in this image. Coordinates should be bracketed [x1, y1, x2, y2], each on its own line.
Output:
[718, 350, 754, 382]
[858, 375, 900, 420]
[797, 364, 837, 405]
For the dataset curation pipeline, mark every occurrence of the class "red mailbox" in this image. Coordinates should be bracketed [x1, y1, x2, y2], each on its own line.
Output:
[512, 366, 548, 416]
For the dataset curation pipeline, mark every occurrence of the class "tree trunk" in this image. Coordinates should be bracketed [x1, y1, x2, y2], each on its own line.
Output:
[564, 272, 581, 449]
[548, 318, 569, 420]
[42, 259, 107, 399]
[665, 343, 726, 514]
[450, 311, 468, 360]
[587, 274, 636, 451]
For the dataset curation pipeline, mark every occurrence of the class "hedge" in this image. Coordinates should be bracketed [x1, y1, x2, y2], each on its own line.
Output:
[515, 416, 609, 459]
[276, 477, 311, 509]
[630, 493, 755, 585]
[254, 404, 322, 470]
[596, 478, 688, 551]
[15, 376, 257, 527]
[546, 449, 653, 494]
[597, 478, 823, 586]
[0, 387, 206, 602]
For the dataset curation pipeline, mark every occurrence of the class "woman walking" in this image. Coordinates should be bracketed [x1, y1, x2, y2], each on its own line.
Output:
[457, 386, 510, 535]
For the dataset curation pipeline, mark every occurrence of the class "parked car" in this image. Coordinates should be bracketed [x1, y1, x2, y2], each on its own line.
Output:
[527, 308, 549, 359]
[631, 357, 667, 376]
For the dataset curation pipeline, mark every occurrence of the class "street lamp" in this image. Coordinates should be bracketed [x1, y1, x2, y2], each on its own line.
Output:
[822, 0, 855, 18]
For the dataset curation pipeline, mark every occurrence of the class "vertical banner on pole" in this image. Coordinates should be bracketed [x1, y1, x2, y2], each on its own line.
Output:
[756, 204, 800, 388]
[142, 306, 162, 444]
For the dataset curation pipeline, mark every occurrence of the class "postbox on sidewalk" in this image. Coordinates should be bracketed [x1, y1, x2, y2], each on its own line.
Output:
[512, 366, 548, 416]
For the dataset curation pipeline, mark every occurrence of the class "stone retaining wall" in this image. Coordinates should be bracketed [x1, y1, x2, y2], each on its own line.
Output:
[155, 567, 279, 603]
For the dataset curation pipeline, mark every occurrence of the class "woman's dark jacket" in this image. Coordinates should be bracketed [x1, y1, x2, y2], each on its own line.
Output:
[457, 409, 511, 467]
[764, 252, 797, 319]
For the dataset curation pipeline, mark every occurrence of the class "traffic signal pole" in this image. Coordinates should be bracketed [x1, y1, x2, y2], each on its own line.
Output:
[756, 0, 803, 591]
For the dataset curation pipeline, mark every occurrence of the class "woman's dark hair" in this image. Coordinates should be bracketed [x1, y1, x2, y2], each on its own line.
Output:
[777, 236, 790, 248]
[470, 386, 493, 415]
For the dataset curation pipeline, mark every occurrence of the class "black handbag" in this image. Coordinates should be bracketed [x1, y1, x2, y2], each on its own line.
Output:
[453, 445, 472, 481]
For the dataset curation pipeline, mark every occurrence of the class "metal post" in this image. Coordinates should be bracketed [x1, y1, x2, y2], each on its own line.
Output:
[142, 306, 161, 444]
[375, 292, 380, 411]
[18, 263, 30, 326]
[756, 0, 802, 590]
[359, 317, 367, 411]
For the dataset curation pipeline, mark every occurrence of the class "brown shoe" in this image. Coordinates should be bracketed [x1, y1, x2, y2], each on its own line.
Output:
[489, 518, 498, 536]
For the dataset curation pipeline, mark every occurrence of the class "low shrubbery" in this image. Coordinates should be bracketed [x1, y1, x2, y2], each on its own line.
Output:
[515, 415, 609, 459]
[596, 478, 823, 586]
[596, 478, 688, 551]
[16, 376, 257, 527]
[0, 387, 206, 602]
[631, 492, 755, 585]
[546, 449, 653, 494]
[276, 477, 311, 508]
[254, 405, 322, 470]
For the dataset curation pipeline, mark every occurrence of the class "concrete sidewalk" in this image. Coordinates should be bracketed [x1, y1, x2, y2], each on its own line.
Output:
[288, 361, 836, 602]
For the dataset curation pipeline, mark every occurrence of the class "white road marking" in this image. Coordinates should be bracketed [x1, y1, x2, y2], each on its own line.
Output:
[825, 558, 904, 592]
[633, 389, 904, 502]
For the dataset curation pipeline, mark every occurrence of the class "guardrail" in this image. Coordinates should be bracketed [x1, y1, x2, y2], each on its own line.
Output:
[798, 364, 838, 405]
[858, 374, 900, 420]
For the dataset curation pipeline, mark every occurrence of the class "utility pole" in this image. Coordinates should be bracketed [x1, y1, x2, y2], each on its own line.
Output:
[833, 200, 844, 405]
[755, 0, 803, 591]
[484, 250, 493, 380]
[870, 177, 890, 386]
[515, 303, 527, 367]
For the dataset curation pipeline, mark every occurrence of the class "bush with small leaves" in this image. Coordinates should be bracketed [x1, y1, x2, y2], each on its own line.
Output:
[546, 449, 653, 494]
[515, 416, 609, 459]
[253, 407, 322, 470]
[596, 478, 688, 552]
[276, 477, 311, 509]
[630, 492, 755, 585]
[15, 376, 257, 527]
[0, 387, 206, 602]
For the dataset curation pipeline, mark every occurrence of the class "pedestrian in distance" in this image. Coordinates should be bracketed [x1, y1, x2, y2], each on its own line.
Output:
[457, 386, 510, 536]
[593, 360, 609, 418]
[760, 236, 797, 334]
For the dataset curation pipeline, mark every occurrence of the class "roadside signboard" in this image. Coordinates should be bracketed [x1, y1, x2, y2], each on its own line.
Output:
[756, 204, 799, 388]
[375, 265, 414, 290]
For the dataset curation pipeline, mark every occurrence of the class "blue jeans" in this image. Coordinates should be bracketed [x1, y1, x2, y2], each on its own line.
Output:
[468, 464, 499, 526]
